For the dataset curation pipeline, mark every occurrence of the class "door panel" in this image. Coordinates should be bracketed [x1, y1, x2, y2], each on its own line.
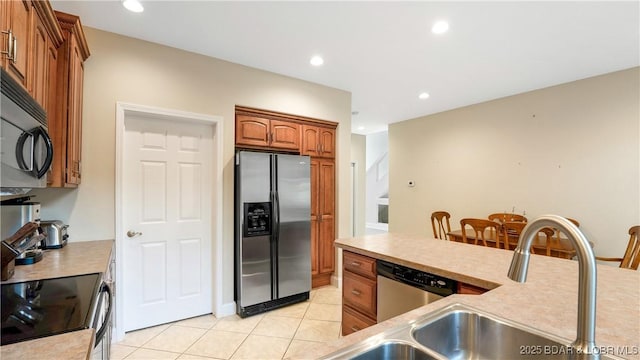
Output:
[270, 120, 300, 150]
[240, 235, 272, 306]
[237, 151, 272, 307]
[276, 154, 311, 298]
[123, 114, 213, 331]
[236, 115, 269, 147]
[301, 125, 319, 156]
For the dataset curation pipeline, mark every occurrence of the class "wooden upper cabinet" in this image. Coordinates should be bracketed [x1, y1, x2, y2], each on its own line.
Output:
[236, 115, 270, 147]
[2, 0, 32, 88]
[48, 10, 89, 187]
[1, 0, 62, 108]
[301, 125, 335, 158]
[236, 114, 300, 150]
[28, 9, 47, 106]
[301, 125, 321, 157]
[30, 1, 63, 110]
[270, 119, 300, 150]
[319, 127, 336, 158]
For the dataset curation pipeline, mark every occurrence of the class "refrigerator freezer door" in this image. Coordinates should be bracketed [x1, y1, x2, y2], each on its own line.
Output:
[275, 154, 311, 298]
[237, 152, 272, 308]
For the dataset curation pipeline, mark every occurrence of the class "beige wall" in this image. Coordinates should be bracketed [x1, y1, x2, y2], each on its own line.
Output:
[351, 134, 366, 237]
[30, 28, 352, 309]
[389, 67, 639, 258]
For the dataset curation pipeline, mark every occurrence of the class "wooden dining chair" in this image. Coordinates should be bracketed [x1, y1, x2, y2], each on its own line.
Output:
[502, 222, 553, 254]
[501, 221, 527, 251]
[544, 217, 580, 256]
[431, 211, 451, 240]
[596, 226, 640, 270]
[488, 213, 527, 224]
[460, 218, 501, 248]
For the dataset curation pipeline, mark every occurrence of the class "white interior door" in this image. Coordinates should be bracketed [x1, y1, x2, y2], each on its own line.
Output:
[123, 113, 213, 331]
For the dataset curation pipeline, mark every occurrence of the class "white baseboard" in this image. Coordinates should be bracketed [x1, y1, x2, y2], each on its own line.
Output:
[216, 301, 236, 318]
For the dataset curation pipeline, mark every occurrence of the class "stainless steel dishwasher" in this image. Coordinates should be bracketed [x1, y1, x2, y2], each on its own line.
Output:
[377, 259, 457, 322]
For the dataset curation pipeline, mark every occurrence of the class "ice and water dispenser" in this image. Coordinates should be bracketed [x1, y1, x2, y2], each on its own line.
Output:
[243, 202, 271, 237]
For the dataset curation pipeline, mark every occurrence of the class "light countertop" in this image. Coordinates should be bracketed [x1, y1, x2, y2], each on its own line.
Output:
[292, 233, 640, 359]
[1, 240, 114, 360]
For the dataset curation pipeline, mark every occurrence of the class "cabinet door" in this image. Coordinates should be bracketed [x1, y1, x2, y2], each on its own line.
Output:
[236, 114, 269, 147]
[45, 31, 58, 186]
[310, 159, 319, 276]
[66, 33, 83, 185]
[319, 127, 336, 158]
[301, 125, 320, 157]
[269, 119, 300, 150]
[28, 8, 47, 108]
[2, 0, 31, 87]
[318, 159, 335, 274]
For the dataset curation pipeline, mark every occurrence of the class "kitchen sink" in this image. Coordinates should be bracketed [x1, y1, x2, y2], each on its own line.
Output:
[349, 341, 437, 360]
[321, 304, 621, 359]
[412, 306, 574, 359]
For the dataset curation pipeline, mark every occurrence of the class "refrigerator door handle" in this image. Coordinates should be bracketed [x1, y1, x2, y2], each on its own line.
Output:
[273, 191, 280, 240]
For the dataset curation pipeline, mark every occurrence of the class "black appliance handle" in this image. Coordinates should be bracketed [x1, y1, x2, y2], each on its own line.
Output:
[32, 126, 53, 179]
[274, 191, 280, 241]
[94, 282, 113, 348]
[15, 130, 33, 171]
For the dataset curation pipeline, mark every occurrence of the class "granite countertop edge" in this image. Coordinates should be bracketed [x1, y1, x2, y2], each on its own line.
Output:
[292, 233, 640, 359]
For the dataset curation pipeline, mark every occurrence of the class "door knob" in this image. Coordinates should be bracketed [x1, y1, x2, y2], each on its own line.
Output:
[127, 230, 142, 238]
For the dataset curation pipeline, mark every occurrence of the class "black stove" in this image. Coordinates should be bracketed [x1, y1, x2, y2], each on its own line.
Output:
[1, 273, 101, 345]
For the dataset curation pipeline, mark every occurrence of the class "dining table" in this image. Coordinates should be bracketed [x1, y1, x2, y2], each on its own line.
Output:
[447, 228, 587, 259]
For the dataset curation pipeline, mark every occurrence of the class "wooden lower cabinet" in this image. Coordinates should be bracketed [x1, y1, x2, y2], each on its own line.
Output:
[457, 282, 488, 295]
[342, 251, 377, 335]
[342, 305, 376, 336]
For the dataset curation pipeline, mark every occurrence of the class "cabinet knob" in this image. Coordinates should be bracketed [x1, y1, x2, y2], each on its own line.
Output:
[350, 261, 361, 267]
[351, 289, 361, 296]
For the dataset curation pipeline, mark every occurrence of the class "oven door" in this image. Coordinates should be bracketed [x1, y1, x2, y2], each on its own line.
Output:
[91, 282, 113, 360]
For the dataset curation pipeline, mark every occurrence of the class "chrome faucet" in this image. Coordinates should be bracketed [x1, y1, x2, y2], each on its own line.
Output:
[507, 215, 598, 357]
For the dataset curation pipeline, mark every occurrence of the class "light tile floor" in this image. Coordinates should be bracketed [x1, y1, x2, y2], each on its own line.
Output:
[112, 286, 342, 360]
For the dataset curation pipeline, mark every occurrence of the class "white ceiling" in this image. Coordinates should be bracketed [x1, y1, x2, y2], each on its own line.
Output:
[51, 1, 639, 135]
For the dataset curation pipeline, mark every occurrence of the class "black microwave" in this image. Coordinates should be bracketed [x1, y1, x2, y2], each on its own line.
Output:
[1, 68, 53, 194]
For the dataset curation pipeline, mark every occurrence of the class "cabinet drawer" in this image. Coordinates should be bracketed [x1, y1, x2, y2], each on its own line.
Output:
[342, 305, 376, 336]
[343, 251, 376, 279]
[343, 271, 376, 318]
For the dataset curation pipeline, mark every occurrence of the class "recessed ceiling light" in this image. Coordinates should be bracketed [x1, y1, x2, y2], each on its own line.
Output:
[431, 20, 449, 34]
[419, 92, 430, 100]
[357, 126, 365, 130]
[310, 55, 324, 66]
[122, 0, 144, 12]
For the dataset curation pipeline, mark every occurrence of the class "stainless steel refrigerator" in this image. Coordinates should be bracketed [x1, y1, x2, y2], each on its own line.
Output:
[234, 150, 311, 317]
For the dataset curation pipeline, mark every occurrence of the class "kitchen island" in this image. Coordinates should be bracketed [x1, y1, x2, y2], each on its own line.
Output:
[292, 233, 640, 359]
[1, 240, 114, 360]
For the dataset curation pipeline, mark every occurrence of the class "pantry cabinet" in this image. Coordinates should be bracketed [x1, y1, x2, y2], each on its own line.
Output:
[310, 158, 335, 287]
